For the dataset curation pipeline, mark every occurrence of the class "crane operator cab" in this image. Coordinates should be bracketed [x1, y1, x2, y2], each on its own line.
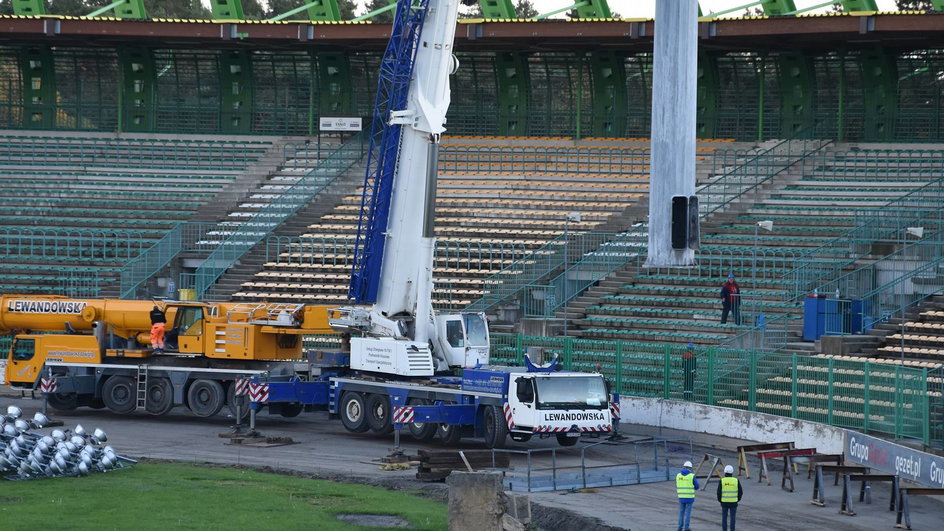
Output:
[436, 312, 489, 368]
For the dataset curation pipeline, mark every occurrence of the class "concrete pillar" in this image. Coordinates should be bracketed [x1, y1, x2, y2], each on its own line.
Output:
[447, 471, 505, 531]
[645, 0, 698, 267]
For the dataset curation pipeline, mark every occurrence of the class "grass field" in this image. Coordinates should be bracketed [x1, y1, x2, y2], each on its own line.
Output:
[0, 462, 447, 530]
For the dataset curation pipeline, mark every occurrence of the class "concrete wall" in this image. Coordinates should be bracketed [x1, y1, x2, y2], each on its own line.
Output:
[623, 396, 846, 454]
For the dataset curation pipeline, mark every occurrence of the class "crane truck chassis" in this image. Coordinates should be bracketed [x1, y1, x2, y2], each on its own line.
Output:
[251, 352, 619, 448]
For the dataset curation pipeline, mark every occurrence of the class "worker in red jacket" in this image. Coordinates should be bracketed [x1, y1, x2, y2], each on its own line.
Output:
[720, 273, 741, 325]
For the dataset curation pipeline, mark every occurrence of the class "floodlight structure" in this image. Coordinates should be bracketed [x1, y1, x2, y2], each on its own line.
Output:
[1, 414, 134, 480]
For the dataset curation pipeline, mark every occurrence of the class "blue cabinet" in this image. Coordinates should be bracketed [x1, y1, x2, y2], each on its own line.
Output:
[803, 296, 870, 341]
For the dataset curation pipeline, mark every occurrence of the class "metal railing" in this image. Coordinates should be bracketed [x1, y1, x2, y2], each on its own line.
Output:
[0, 227, 151, 262]
[0, 136, 267, 169]
[785, 169, 944, 302]
[193, 132, 368, 298]
[698, 134, 826, 218]
[495, 438, 691, 492]
[491, 334, 933, 446]
[118, 222, 218, 299]
[468, 132, 824, 315]
[265, 235, 530, 273]
[438, 145, 650, 174]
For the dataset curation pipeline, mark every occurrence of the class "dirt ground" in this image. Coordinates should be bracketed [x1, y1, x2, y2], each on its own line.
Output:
[3, 393, 941, 530]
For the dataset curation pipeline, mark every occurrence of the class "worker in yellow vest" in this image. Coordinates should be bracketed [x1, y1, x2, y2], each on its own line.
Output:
[716, 465, 744, 531]
[676, 460, 700, 531]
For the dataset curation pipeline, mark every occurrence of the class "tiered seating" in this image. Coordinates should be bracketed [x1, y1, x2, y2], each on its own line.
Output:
[572, 144, 943, 346]
[198, 138, 343, 244]
[234, 137, 673, 306]
[0, 130, 275, 295]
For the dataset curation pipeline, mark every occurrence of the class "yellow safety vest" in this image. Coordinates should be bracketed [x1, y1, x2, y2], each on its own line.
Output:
[676, 472, 695, 499]
[721, 476, 739, 503]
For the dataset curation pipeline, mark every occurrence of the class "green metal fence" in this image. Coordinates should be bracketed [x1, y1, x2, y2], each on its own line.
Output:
[491, 334, 934, 446]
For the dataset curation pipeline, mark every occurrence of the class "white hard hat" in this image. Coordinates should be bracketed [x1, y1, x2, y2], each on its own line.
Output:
[724, 465, 734, 474]
[683, 461, 693, 468]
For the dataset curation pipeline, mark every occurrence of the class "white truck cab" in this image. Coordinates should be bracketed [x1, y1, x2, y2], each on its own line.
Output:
[506, 370, 612, 446]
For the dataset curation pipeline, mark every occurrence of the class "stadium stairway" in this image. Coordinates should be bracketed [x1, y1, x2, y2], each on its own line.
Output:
[565, 143, 941, 348]
[204, 160, 368, 300]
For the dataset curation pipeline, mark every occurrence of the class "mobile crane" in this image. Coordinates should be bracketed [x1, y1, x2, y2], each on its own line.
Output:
[1, 295, 333, 418]
[247, 0, 617, 447]
[6, 0, 617, 448]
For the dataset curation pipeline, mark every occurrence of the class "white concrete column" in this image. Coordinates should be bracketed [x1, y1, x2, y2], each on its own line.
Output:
[645, 0, 698, 267]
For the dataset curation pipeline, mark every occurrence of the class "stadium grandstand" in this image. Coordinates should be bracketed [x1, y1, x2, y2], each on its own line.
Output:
[0, 0, 942, 451]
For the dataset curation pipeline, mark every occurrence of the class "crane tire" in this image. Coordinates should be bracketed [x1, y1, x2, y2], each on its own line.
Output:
[437, 423, 463, 446]
[339, 392, 370, 433]
[187, 379, 225, 418]
[366, 394, 393, 434]
[102, 376, 137, 415]
[406, 398, 437, 441]
[556, 434, 579, 447]
[46, 392, 79, 411]
[482, 405, 507, 449]
[145, 377, 174, 416]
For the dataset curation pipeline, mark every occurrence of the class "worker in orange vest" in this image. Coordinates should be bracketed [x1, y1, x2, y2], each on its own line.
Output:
[150, 305, 166, 354]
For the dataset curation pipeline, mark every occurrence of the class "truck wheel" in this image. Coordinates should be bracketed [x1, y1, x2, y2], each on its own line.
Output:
[556, 434, 579, 447]
[145, 378, 174, 416]
[437, 423, 462, 446]
[366, 394, 393, 434]
[187, 379, 225, 418]
[46, 392, 79, 411]
[226, 383, 249, 423]
[406, 398, 437, 441]
[279, 403, 303, 418]
[482, 405, 507, 449]
[340, 392, 370, 433]
[102, 376, 137, 414]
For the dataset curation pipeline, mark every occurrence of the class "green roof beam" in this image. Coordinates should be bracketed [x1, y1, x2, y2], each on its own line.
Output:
[269, 0, 341, 22]
[839, 0, 879, 11]
[532, 1, 589, 20]
[84, 0, 147, 19]
[12, 0, 45, 16]
[702, 1, 764, 19]
[760, 0, 797, 16]
[478, 0, 516, 19]
[210, 0, 245, 20]
[575, 0, 611, 19]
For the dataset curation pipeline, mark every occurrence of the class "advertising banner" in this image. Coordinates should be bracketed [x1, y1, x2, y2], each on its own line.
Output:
[845, 431, 944, 488]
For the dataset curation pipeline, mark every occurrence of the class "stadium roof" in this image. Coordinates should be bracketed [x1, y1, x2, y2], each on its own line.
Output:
[0, 12, 943, 52]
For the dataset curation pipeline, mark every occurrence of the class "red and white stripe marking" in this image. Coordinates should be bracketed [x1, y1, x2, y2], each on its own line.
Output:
[503, 402, 516, 430]
[40, 377, 58, 393]
[609, 400, 621, 420]
[532, 424, 613, 433]
[248, 382, 269, 403]
[233, 378, 250, 397]
[393, 406, 414, 424]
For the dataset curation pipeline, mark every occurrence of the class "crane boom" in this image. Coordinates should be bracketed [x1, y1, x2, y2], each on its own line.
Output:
[333, 0, 489, 376]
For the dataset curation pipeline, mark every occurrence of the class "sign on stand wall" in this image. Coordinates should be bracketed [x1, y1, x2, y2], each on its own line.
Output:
[845, 432, 944, 488]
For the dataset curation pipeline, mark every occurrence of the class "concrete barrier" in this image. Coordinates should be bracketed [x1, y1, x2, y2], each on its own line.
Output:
[623, 397, 846, 454]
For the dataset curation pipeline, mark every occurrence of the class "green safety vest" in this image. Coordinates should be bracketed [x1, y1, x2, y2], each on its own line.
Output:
[721, 476, 739, 503]
[676, 472, 695, 499]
